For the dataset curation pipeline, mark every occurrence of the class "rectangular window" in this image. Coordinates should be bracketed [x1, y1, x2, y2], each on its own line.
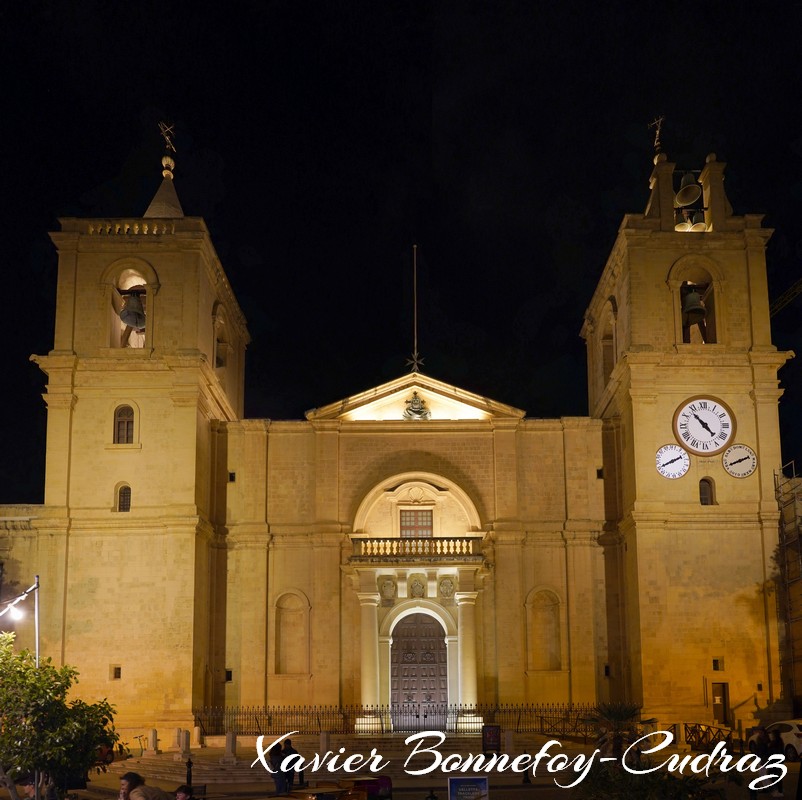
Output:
[109, 665, 122, 680]
[400, 509, 432, 538]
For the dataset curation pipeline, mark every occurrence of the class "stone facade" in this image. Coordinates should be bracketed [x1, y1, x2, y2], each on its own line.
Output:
[0, 153, 791, 736]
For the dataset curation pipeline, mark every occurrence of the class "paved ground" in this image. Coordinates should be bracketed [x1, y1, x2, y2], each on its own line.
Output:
[2, 746, 798, 799]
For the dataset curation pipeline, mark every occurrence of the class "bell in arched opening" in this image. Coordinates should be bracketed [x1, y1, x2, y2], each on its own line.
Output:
[120, 293, 146, 330]
[682, 285, 708, 343]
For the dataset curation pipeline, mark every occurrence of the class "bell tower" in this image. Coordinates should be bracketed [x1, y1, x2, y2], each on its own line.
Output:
[582, 152, 793, 729]
[32, 143, 249, 725]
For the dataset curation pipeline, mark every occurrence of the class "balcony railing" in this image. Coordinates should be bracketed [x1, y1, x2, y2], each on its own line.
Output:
[350, 536, 485, 562]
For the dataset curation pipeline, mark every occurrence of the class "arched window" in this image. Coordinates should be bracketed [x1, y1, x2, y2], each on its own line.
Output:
[699, 478, 716, 506]
[113, 406, 134, 444]
[117, 485, 132, 512]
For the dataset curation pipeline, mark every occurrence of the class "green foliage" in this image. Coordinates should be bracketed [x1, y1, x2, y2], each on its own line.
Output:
[0, 632, 118, 799]
[581, 701, 645, 758]
[572, 761, 734, 800]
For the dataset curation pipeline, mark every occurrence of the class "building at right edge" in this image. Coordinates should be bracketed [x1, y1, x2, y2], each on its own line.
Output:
[582, 151, 793, 733]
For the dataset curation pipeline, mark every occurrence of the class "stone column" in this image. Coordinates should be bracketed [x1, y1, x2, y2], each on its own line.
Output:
[455, 592, 479, 707]
[357, 593, 381, 706]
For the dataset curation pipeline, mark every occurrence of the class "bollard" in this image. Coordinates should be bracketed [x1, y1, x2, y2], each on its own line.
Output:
[146, 728, 161, 754]
[220, 731, 237, 765]
[186, 758, 193, 788]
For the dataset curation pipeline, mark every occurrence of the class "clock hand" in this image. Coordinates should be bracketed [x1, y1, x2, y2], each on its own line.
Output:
[692, 413, 715, 436]
[730, 455, 751, 465]
[660, 456, 683, 467]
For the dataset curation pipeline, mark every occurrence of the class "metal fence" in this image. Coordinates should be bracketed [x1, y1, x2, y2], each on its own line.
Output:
[684, 722, 733, 752]
[193, 702, 597, 737]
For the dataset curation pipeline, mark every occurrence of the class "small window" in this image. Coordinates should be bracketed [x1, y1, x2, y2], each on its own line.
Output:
[114, 406, 134, 444]
[712, 658, 724, 671]
[400, 509, 432, 538]
[110, 665, 122, 680]
[225, 669, 233, 682]
[118, 485, 132, 512]
[699, 478, 715, 506]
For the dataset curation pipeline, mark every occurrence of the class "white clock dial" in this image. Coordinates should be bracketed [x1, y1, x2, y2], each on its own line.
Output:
[722, 444, 757, 478]
[673, 396, 735, 456]
[656, 444, 691, 479]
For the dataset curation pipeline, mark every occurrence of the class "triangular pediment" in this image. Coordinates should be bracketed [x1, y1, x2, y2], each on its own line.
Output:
[305, 372, 525, 422]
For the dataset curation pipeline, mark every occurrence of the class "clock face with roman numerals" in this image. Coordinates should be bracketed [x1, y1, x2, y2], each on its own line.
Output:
[672, 396, 736, 456]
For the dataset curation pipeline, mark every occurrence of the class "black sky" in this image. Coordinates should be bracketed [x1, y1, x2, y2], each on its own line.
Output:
[2, 3, 802, 503]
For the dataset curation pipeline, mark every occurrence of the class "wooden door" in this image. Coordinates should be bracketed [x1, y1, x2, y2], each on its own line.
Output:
[391, 613, 447, 730]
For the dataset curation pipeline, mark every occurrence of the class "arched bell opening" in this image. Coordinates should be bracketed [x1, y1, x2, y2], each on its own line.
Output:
[113, 269, 148, 348]
[681, 281, 716, 344]
[101, 258, 160, 350]
[600, 296, 618, 387]
[668, 255, 724, 346]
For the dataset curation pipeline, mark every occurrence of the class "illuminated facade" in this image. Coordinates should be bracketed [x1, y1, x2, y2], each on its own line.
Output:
[0, 151, 791, 736]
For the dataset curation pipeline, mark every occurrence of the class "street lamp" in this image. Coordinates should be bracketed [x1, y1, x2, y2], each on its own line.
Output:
[0, 575, 40, 664]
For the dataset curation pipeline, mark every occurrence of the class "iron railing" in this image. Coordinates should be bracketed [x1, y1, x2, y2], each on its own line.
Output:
[193, 702, 597, 737]
[684, 722, 733, 752]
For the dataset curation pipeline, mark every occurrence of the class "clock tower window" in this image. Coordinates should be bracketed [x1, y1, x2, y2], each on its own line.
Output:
[699, 478, 716, 506]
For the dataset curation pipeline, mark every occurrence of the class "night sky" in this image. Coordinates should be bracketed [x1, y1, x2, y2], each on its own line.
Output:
[3, 3, 802, 503]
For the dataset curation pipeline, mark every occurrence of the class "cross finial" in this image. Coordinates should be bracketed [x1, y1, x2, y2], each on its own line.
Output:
[158, 121, 176, 153]
[648, 115, 665, 154]
[157, 121, 177, 179]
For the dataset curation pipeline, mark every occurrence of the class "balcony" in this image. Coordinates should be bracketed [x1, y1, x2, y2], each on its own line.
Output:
[349, 536, 485, 564]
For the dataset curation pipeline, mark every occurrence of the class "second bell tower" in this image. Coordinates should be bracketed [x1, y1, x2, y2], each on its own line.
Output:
[33, 147, 249, 723]
[582, 151, 793, 729]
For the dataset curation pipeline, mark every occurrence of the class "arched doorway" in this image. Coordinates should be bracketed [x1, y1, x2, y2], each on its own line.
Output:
[391, 612, 448, 731]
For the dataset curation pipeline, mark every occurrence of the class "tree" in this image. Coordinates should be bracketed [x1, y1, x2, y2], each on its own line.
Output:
[582, 701, 647, 759]
[0, 632, 118, 800]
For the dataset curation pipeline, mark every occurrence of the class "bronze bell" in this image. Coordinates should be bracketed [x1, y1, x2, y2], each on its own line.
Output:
[675, 172, 702, 207]
[120, 293, 146, 330]
[682, 289, 706, 326]
[690, 210, 707, 232]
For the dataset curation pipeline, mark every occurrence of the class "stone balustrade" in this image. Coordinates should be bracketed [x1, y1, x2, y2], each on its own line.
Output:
[87, 219, 176, 235]
[350, 536, 484, 562]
